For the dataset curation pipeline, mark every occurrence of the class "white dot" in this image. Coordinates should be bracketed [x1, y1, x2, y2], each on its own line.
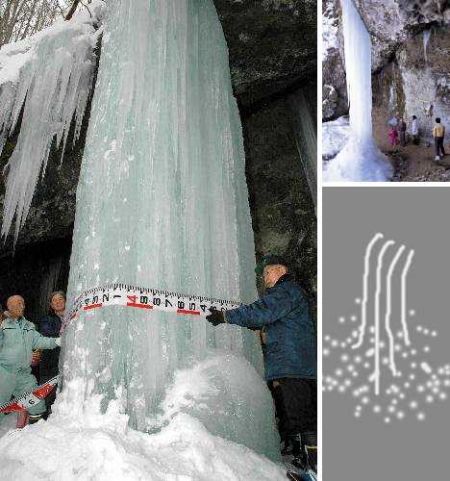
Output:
[339, 316, 345, 324]
[417, 412, 426, 421]
[409, 309, 416, 316]
[373, 405, 381, 413]
[355, 298, 361, 305]
[384, 417, 391, 424]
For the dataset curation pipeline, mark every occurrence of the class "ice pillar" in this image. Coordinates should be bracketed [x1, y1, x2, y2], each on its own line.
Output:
[62, 0, 279, 459]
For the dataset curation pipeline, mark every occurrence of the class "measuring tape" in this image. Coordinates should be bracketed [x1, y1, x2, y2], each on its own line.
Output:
[0, 375, 59, 414]
[63, 283, 242, 330]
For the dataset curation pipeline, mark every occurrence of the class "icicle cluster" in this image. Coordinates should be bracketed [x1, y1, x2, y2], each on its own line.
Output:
[0, 11, 102, 243]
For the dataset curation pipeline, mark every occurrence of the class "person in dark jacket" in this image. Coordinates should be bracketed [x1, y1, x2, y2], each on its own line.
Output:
[37, 290, 66, 415]
[206, 255, 317, 468]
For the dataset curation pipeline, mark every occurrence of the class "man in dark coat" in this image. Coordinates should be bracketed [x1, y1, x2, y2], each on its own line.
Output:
[206, 255, 317, 468]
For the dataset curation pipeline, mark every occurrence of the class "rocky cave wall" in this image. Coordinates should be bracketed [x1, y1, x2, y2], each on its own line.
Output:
[323, 0, 450, 129]
[0, 0, 317, 322]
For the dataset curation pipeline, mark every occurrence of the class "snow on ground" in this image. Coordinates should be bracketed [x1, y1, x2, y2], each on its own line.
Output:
[322, 116, 350, 160]
[0, 356, 287, 481]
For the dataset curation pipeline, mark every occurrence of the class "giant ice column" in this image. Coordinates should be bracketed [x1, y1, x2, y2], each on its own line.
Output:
[323, 0, 393, 182]
[62, 0, 279, 459]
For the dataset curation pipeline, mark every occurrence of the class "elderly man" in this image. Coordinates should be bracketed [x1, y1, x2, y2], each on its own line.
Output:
[206, 255, 317, 469]
[0, 295, 61, 424]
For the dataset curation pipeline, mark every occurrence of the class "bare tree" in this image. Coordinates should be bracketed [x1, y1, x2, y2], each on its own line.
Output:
[0, 0, 73, 47]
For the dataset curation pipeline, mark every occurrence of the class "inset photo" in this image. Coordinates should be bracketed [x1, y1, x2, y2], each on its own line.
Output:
[323, 187, 450, 479]
[323, 0, 450, 182]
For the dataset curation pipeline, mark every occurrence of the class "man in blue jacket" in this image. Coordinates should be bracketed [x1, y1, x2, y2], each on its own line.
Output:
[206, 255, 317, 468]
[0, 295, 61, 424]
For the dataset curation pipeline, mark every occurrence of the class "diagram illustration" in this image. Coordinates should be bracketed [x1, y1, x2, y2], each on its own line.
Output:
[323, 233, 450, 423]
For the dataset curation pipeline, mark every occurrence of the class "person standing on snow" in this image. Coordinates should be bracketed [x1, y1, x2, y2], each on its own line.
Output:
[0, 295, 61, 424]
[206, 255, 317, 470]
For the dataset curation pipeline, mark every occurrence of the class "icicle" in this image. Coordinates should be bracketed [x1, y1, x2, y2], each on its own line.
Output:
[423, 29, 431, 64]
[0, 15, 101, 244]
[289, 90, 317, 209]
[324, 0, 392, 182]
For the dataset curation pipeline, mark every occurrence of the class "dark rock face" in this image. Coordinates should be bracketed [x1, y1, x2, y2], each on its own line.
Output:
[243, 86, 317, 300]
[0, 3, 316, 315]
[213, 0, 316, 105]
[322, 0, 348, 120]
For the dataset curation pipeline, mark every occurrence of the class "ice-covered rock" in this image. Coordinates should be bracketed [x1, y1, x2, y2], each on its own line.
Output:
[0, 2, 105, 243]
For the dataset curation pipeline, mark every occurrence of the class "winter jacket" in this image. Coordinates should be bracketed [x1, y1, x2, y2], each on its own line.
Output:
[225, 275, 316, 381]
[0, 317, 58, 372]
[38, 314, 62, 382]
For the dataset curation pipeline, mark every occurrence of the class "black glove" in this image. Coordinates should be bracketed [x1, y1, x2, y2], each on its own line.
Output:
[206, 308, 226, 326]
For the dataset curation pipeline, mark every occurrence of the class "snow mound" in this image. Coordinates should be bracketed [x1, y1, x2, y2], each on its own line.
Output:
[0, 356, 285, 481]
[323, 136, 393, 182]
[322, 116, 351, 160]
[152, 353, 280, 459]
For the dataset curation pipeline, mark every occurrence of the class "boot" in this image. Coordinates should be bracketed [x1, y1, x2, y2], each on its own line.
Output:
[291, 432, 317, 472]
[28, 413, 43, 425]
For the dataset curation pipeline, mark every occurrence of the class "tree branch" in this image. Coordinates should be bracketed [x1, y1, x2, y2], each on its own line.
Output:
[65, 0, 81, 21]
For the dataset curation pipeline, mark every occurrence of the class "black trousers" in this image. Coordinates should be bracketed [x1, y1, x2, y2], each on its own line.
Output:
[269, 378, 317, 439]
[435, 137, 446, 157]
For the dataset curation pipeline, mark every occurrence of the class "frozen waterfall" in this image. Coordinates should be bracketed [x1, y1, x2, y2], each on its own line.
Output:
[323, 0, 392, 182]
[61, 0, 280, 460]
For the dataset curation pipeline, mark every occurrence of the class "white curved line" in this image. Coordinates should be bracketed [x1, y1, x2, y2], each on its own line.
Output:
[353, 232, 384, 349]
[385, 245, 405, 377]
[401, 250, 415, 346]
[374, 240, 395, 396]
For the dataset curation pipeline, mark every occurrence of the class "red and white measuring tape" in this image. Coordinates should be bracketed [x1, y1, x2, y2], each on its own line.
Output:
[0, 376, 59, 415]
[63, 283, 241, 330]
